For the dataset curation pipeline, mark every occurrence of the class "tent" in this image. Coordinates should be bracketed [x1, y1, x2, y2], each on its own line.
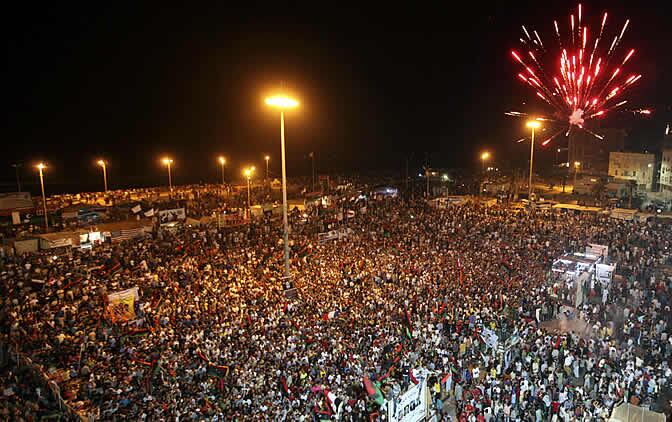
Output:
[609, 403, 665, 422]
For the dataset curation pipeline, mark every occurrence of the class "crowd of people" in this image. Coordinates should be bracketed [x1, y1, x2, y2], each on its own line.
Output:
[1, 192, 671, 421]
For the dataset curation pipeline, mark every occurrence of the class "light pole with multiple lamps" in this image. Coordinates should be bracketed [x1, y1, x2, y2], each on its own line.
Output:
[265, 94, 299, 281]
[526, 120, 541, 199]
[162, 158, 174, 191]
[36, 163, 49, 230]
[97, 160, 108, 193]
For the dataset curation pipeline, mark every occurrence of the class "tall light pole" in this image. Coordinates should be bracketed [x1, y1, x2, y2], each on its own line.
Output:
[265, 94, 299, 281]
[480, 151, 490, 173]
[97, 160, 108, 193]
[218, 156, 226, 186]
[162, 158, 173, 191]
[526, 120, 542, 199]
[573, 161, 581, 194]
[36, 163, 49, 230]
[11, 163, 22, 192]
[264, 155, 270, 180]
[480, 152, 490, 196]
[243, 166, 255, 219]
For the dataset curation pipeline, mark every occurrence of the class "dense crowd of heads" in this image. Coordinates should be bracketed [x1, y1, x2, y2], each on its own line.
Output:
[1, 195, 671, 421]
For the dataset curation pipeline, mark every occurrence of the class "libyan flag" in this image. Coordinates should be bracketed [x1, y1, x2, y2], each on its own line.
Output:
[363, 377, 385, 407]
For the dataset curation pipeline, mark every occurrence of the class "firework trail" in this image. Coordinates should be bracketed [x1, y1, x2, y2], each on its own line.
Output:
[509, 4, 649, 145]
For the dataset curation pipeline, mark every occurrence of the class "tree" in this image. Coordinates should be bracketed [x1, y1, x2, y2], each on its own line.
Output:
[591, 178, 607, 204]
[627, 180, 637, 209]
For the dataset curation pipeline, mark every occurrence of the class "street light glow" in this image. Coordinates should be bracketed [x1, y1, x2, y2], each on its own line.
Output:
[481, 152, 490, 160]
[36, 163, 46, 170]
[97, 159, 105, 166]
[526, 120, 542, 129]
[218, 156, 226, 165]
[162, 157, 173, 165]
[243, 167, 255, 178]
[265, 95, 299, 109]
[265, 155, 270, 161]
[574, 161, 581, 168]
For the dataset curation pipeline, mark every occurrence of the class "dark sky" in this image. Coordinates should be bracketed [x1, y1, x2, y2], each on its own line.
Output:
[4, 1, 671, 193]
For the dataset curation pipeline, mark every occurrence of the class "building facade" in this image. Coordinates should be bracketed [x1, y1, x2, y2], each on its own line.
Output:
[608, 152, 656, 191]
[660, 148, 672, 193]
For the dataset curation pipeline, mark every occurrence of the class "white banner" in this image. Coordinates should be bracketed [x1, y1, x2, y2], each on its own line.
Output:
[585, 243, 608, 258]
[481, 327, 499, 349]
[131, 204, 142, 214]
[387, 375, 428, 422]
[159, 208, 186, 224]
[596, 263, 615, 283]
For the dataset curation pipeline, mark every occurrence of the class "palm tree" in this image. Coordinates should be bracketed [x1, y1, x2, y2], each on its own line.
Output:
[627, 180, 637, 209]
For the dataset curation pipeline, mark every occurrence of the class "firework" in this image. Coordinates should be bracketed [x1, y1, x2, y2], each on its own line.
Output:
[509, 4, 648, 145]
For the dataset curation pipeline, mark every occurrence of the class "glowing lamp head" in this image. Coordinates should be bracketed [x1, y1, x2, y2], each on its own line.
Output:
[218, 156, 226, 165]
[265, 155, 270, 161]
[265, 95, 299, 109]
[574, 161, 581, 168]
[162, 158, 173, 166]
[526, 120, 542, 129]
[97, 160, 105, 166]
[36, 163, 46, 170]
[481, 152, 490, 160]
[243, 167, 254, 178]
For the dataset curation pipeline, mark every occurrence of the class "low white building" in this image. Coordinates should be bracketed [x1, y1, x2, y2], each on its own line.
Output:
[608, 152, 655, 191]
[660, 147, 672, 193]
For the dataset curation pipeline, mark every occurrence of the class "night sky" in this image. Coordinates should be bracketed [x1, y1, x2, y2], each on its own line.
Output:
[4, 1, 671, 194]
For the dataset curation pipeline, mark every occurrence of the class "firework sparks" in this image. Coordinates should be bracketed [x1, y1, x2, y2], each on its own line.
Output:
[509, 4, 647, 145]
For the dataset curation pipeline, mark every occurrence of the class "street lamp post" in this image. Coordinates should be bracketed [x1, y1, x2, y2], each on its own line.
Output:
[218, 156, 226, 186]
[526, 120, 542, 200]
[162, 158, 173, 191]
[265, 94, 299, 281]
[264, 155, 270, 180]
[480, 152, 490, 195]
[36, 163, 49, 230]
[11, 163, 22, 192]
[573, 161, 581, 194]
[243, 167, 255, 219]
[97, 160, 108, 193]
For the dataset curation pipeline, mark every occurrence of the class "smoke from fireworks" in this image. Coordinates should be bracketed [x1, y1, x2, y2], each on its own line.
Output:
[508, 4, 649, 145]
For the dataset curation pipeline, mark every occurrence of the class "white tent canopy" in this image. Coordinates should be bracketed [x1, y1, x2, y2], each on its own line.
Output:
[609, 403, 666, 422]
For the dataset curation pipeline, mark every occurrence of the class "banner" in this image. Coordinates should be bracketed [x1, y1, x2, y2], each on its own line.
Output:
[387, 374, 428, 422]
[585, 243, 608, 258]
[480, 327, 499, 349]
[107, 287, 139, 322]
[131, 204, 142, 214]
[159, 208, 186, 224]
[596, 263, 615, 283]
[318, 228, 353, 244]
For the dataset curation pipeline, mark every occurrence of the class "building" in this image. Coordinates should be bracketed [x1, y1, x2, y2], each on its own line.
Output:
[608, 152, 656, 191]
[568, 127, 626, 174]
[660, 147, 672, 193]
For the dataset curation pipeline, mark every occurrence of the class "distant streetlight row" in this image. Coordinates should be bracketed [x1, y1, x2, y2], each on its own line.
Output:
[30, 94, 300, 282]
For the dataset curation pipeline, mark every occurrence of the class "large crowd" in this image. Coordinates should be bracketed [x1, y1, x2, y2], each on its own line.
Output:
[1, 193, 671, 421]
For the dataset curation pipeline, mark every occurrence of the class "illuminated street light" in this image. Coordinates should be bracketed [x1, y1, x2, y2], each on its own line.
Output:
[243, 166, 255, 219]
[162, 157, 174, 191]
[97, 159, 108, 193]
[526, 120, 542, 199]
[218, 156, 226, 186]
[264, 155, 270, 179]
[480, 151, 490, 172]
[265, 93, 300, 281]
[36, 163, 49, 229]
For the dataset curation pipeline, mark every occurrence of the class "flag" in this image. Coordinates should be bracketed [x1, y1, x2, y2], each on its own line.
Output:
[322, 310, 340, 321]
[324, 389, 344, 415]
[409, 368, 419, 385]
[363, 377, 385, 406]
[131, 204, 142, 214]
